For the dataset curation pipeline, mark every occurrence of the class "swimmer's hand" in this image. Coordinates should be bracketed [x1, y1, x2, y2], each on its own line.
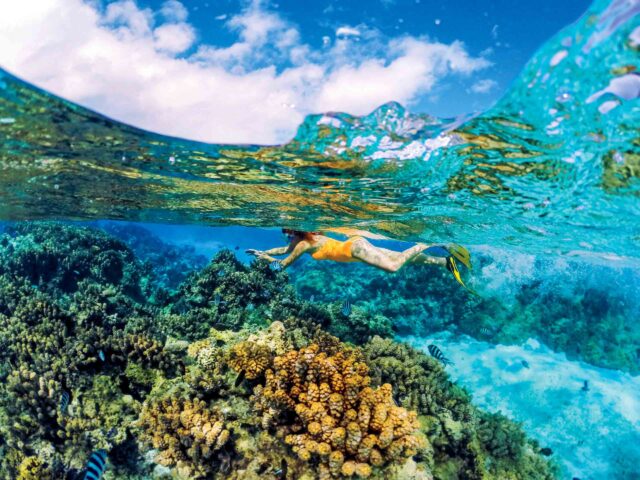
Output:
[246, 249, 277, 262]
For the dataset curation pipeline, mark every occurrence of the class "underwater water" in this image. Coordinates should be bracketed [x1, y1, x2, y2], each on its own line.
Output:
[0, 0, 639, 479]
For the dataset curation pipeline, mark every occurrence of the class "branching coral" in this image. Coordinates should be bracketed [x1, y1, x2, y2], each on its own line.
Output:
[363, 337, 472, 420]
[228, 340, 272, 380]
[252, 343, 424, 478]
[138, 396, 232, 479]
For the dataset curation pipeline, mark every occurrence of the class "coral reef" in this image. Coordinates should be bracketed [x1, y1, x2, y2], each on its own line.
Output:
[165, 248, 392, 345]
[363, 337, 472, 420]
[0, 222, 558, 480]
[252, 343, 424, 478]
[228, 340, 272, 380]
[138, 397, 232, 479]
[290, 255, 640, 374]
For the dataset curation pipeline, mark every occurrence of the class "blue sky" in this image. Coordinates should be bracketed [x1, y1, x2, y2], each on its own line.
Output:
[0, 0, 591, 143]
[132, 0, 591, 116]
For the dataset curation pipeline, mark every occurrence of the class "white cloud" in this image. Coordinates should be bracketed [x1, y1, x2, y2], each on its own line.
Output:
[160, 0, 188, 23]
[470, 78, 498, 93]
[0, 0, 490, 144]
[336, 26, 361, 37]
[491, 24, 499, 40]
[154, 23, 195, 53]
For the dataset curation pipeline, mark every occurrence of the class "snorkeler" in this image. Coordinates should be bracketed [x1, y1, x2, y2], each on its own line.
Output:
[247, 229, 474, 292]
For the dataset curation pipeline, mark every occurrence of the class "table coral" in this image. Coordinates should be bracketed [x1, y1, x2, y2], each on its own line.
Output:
[252, 343, 424, 478]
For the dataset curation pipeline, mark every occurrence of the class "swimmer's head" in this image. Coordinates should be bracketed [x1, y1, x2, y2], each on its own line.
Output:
[282, 229, 318, 241]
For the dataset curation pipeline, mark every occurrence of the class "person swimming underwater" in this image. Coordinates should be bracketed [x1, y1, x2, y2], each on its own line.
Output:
[247, 229, 474, 292]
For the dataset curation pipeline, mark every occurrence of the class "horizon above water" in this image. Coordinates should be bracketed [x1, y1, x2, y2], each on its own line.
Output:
[0, 1, 639, 480]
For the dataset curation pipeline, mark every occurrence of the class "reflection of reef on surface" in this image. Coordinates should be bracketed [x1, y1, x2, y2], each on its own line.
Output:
[0, 222, 557, 479]
[290, 254, 640, 374]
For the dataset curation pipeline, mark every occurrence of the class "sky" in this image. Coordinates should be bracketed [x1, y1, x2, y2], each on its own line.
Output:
[0, 0, 591, 144]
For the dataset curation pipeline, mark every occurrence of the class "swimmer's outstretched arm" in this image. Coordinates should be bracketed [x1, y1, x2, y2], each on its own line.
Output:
[246, 245, 291, 260]
[279, 241, 311, 269]
[263, 246, 292, 255]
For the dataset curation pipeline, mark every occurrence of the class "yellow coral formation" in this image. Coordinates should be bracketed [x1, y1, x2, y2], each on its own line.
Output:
[228, 340, 272, 379]
[17, 456, 51, 480]
[138, 397, 231, 479]
[253, 343, 423, 478]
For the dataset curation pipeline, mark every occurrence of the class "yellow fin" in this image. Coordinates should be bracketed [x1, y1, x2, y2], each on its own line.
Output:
[446, 257, 478, 295]
[446, 244, 472, 270]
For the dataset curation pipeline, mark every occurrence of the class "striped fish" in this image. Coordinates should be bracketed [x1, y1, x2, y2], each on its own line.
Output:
[270, 260, 282, 271]
[59, 390, 70, 414]
[83, 450, 108, 480]
[341, 299, 351, 317]
[479, 327, 493, 337]
[428, 344, 454, 366]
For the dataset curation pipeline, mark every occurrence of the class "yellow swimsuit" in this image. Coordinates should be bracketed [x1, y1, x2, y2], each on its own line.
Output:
[311, 237, 360, 262]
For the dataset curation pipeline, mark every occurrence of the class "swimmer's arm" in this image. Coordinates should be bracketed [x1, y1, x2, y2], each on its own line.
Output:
[279, 241, 311, 269]
[263, 246, 291, 255]
[246, 245, 290, 260]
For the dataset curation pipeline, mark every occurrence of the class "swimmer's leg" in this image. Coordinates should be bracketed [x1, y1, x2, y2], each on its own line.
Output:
[411, 253, 447, 267]
[351, 239, 430, 272]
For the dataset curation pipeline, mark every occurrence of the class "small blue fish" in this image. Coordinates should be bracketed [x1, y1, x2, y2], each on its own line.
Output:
[428, 344, 454, 366]
[479, 327, 493, 336]
[581, 380, 589, 392]
[270, 260, 282, 271]
[214, 293, 222, 306]
[98, 350, 105, 362]
[341, 299, 351, 317]
[83, 450, 108, 480]
[59, 390, 70, 414]
[521, 360, 530, 369]
[310, 295, 315, 302]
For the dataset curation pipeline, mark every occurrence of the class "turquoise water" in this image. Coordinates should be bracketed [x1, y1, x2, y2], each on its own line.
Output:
[0, 0, 639, 479]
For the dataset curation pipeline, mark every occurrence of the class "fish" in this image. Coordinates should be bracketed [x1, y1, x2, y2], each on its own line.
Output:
[275, 459, 288, 479]
[428, 344, 454, 366]
[309, 295, 315, 302]
[270, 260, 282, 271]
[234, 370, 246, 387]
[581, 380, 589, 392]
[479, 326, 495, 336]
[82, 449, 108, 480]
[341, 299, 351, 316]
[214, 293, 222, 306]
[540, 447, 553, 456]
[521, 360, 530, 369]
[59, 390, 70, 414]
[98, 350, 105, 362]
[235, 245, 239, 250]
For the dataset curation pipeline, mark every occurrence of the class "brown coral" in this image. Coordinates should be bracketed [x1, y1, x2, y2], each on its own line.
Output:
[252, 343, 423, 478]
[138, 396, 232, 479]
[227, 340, 272, 380]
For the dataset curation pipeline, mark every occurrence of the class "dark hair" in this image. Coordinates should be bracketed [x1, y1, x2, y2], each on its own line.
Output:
[282, 229, 319, 241]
